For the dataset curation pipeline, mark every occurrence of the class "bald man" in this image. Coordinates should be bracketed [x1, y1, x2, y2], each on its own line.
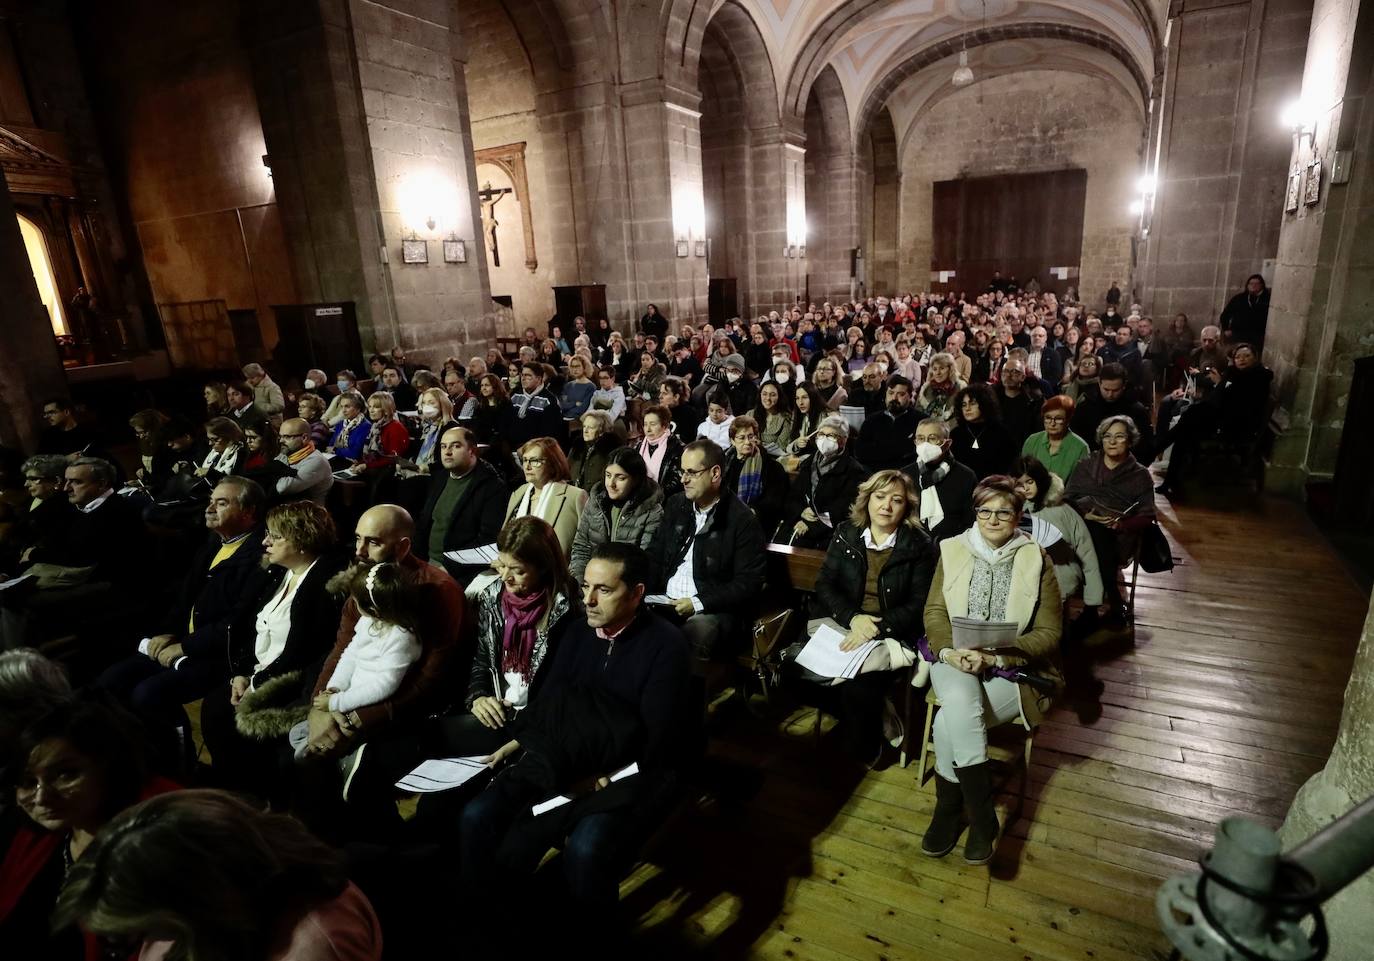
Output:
[275, 418, 334, 504]
[304, 505, 466, 767]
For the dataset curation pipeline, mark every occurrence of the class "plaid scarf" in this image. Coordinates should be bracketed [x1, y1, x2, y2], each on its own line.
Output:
[736, 451, 764, 505]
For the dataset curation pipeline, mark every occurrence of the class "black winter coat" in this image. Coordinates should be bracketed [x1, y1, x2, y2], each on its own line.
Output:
[168, 529, 268, 664]
[779, 452, 870, 549]
[648, 493, 766, 618]
[227, 553, 347, 686]
[813, 522, 937, 640]
[415, 460, 510, 583]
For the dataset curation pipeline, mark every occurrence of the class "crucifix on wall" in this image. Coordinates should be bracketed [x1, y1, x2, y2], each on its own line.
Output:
[477, 181, 514, 266]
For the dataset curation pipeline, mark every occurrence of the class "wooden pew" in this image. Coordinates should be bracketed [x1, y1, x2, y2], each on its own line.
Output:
[738, 543, 827, 700]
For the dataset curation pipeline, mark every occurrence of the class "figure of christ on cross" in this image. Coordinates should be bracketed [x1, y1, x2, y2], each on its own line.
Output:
[478, 181, 514, 267]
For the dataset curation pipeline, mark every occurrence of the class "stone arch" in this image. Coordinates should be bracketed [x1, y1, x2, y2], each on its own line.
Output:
[855, 22, 1150, 153]
[779, 0, 1163, 122]
[699, 0, 794, 316]
[804, 65, 857, 303]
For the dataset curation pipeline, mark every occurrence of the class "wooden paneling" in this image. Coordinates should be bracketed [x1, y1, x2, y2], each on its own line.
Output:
[932, 169, 1087, 294]
[626, 497, 1366, 960]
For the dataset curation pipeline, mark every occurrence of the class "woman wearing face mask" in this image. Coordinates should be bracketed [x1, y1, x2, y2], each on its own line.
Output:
[506, 437, 588, 557]
[402, 387, 458, 479]
[637, 404, 684, 498]
[1, 697, 179, 960]
[920, 476, 1062, 865]
[780, 414, 871, 548]
[916, 352, 967, 423]
[567, 448, 664, 583]
[900, 418, 977, 544]
[1064, 415, 1157, 624]
[323, 370, 358, 427]
[327, 392, 370, 466]
[568, 410, 621, 493]
[722, 415, 790, 536]
[752, 382, 799, 458]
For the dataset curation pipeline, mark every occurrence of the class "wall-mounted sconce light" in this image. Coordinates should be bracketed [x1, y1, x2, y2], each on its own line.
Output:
[1281, 98, 1316, 141]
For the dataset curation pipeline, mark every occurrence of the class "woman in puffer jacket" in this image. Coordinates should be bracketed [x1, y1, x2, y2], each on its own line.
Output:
[567, 448, 664, 584]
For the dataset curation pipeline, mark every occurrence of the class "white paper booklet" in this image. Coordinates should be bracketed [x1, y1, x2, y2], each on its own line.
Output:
[395, 756, 491, 793]
[794, 622, 878, 680]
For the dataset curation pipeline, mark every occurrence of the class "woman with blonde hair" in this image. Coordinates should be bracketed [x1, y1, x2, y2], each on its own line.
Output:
[405, 386, 456, 477]
[800, 468, 936, 766]
[921, 476, 1062, 865]
[917, 352, 966, 423]
[54, 789, 381, 961]
[505, 437, 587, 556]
[568, 409, 620, 492]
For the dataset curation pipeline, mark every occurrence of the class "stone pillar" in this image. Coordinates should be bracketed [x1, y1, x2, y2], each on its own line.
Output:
[1280, 584, 1374, 958]
[1138, 0, 1311, 320]
[744, 124, 801, 316]
[0, 174, 70, 450]
[247, 0, 496, 361]
[1264, 0, 1374, 494]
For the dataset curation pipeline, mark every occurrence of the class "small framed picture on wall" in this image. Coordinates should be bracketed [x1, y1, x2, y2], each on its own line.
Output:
[1303, 158, 1322, 206]
[443, 239, 466, 263]
[1285, 172, 1301, 212]
[401, 239, 428, 264]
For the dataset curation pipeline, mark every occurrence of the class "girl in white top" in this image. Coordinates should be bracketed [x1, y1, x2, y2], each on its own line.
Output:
[289, 562, 421, 758]
[696, 391, 735, 450]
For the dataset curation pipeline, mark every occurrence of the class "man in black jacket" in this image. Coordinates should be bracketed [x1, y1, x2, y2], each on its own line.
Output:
[1071, 363, 1155, 463]
[415, 426, 508, 585]
[855, 374, 918, 471]
[899, 419, 976, 543]
[99, 476, 266, 735]
[460, 542, 690, 937]
[507, 361, 566, 448]
[1220, 274, 1270, 354]
[994, 358, 1043, 447]
[646, 439, 766, 661]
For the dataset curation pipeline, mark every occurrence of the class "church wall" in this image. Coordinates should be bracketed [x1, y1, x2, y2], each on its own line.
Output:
[76, 0, 296, 354]
[897, 71, 1143, 305]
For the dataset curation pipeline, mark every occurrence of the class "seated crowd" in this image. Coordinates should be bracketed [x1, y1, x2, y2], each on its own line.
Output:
[0, 285, 1275, 958]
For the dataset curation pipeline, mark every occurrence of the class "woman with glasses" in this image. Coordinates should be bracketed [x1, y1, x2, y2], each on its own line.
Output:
[721, 415, 790, 538]
[199, 501, 344, 799]
[504, 437, 588, 557]
[921, 476, 1063, 865]
[1019, 395, 1089, 482]
[802, 469, 935, 766]
[1064, 415, 1157, 625]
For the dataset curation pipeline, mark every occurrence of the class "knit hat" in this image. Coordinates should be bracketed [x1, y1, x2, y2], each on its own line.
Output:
[724, 353, 746, 372]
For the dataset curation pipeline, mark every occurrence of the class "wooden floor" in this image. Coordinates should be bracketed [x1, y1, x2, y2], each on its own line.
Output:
[623, 495, 1369, 960]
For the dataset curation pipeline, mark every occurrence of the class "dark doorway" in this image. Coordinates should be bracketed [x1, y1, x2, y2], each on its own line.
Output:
[931, 169, 1087, 295]
[709, 277, 738, 324]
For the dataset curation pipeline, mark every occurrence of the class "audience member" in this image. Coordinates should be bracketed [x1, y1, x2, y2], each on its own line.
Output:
[916, 353, 965, 422]
[35, 398, 99, 459]
[657, 377, 701, 442]
[569, 410, 621, 492]
[637, 404, 685, 498]
[647, 439, 766, 663]
[920, 477, 1062, 864]
[845, 364, 887, 415]
[696, 391, 735, 449]
[950, 384, 1018, 480]
[344, 392, 409, 476]
[721, 415, 790, 537]
[1219, 274, 1270, 353]
[899, 419, 977, 543]
[296, 393, 334, 448]
[1070, 363, 1154, 463]
[226, 381, 269, 434]
[591, 366, 628, 424]
[415, 426, 507, 584]
[508, 362, 567, 448]
[569, 448, 664, 583]
[1012, 456, 1104, 615]
[327, 391, 371, 464]
[856, 375, 918, 472]
[804, 469, 935, 765]
[242, 363, 286, 419]
[994, 358, 1043, 445]
[779, 414, 869, 549]
[1020, 396, 1089, 482]
[379, 366, 417, 412]
[1064, 416, 1158, 624]
[505, 437, 588, 557]
[54, 790, 382, 961]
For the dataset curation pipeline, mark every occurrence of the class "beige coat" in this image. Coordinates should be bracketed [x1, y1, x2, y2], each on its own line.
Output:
[924, 534, 1064, 726]
[504, 481, 588, 557]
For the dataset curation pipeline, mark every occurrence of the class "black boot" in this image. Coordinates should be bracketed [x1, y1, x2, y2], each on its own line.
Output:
[956, 762, 1000, 865]
[920, 773, 965, 858]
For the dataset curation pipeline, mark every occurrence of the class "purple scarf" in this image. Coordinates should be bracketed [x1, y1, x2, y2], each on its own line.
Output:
[500, 587, 547, 679]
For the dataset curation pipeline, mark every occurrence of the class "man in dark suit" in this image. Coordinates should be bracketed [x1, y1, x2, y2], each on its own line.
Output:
[1027, 326, 1063, 387]
[416, 427, 508, 585]
[855, 375, 918, 471]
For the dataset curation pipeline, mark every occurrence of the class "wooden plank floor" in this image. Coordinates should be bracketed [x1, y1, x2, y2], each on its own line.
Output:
[625, 496, 1369, 960]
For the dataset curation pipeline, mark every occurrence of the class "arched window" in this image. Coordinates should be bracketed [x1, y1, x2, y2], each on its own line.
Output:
[16, 214, 67, 336]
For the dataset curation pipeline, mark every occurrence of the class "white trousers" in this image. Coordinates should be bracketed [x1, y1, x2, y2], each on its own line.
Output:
[930, 661, 1023, 782]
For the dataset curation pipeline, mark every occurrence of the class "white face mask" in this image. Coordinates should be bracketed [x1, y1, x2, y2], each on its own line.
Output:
[420, 404, 440, 418]
[726, 370, 742, 383]
[775, 372, 791, 384]
[303, 378, 317, 390]
[916, 441, 944, 464]
[815, 436, 839, 456]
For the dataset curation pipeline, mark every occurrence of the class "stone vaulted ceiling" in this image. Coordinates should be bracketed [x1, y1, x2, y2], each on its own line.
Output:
[704, 0, 1163, 145]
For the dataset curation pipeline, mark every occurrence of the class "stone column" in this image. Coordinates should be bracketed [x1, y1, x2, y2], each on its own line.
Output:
[1137, 0, 1311, 319]
[247, 0, 496, 361]
[1280, 584, 1374, 958]
[1264, 0, 1374, 494]
[745, 124, 801, 316]
[0, 175, 70, 450]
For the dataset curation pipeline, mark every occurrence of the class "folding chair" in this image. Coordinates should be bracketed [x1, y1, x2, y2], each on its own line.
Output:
[915, 688, 1036, 807]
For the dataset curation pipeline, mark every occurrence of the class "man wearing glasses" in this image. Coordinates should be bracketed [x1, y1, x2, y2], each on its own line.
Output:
[273, 418, 334, 505]
[645, 440, 767, 683]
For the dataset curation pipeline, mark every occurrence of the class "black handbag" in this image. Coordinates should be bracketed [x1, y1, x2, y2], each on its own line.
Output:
[1138, 522, 1174, 573]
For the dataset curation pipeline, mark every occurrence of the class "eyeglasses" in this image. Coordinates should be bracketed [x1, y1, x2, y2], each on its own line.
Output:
[679, 465, 712, 480]
[263, 531, 287, 543]
[975, 507, 1016, 521]
[521, 457, 546, 467]
[1042, 415, 1066, 425]
[280, 433, 308, 440]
